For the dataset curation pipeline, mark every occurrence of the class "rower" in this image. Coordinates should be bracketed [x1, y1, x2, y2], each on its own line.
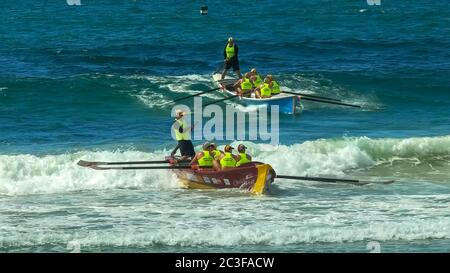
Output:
[234, 73, 253, 97]
[267, 75, 281, 95]
[215, 144, 238, 170]
[256, 77, 272, 98]
[190, 142, 214, 168]
[250, 68, 262, 89]
[235, 144, 252, 167]
[210, 142, 223, 159]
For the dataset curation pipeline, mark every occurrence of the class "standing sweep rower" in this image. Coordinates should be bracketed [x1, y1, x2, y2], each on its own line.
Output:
[171, 109, 195, 160]
[221, 37, 242, 80]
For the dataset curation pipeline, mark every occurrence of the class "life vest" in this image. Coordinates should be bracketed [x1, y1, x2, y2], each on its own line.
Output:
[271, 80, 280, 95]
[260, 83, 272, 97]
[236, 152, 251, 167]
[198, 150, 214, 167]
[226, 44, 235, 59]
[174, 119, 190, 140]
[212, 149, 222, 159]
[253, 75, 262, 88]
[241, 78, 253, 91]
[220, 152, 236, 168]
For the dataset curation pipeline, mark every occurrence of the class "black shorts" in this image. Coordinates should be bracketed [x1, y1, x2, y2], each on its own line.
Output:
[225, 58, 240, 71]
[179, 140, 195, 157]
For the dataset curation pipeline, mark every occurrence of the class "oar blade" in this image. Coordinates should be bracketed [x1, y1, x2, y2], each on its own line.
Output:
[300, 96, 361, 108]
[77, 160, 100, 167]
[282, 91, 342, 102]
[276, 174, 394, 185]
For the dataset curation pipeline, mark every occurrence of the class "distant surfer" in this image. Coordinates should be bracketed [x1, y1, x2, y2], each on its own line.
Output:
[171, 110, 195, 160]
[221, 37, 242, 80]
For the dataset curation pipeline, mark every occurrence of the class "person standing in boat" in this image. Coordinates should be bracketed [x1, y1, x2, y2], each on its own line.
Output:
[235, 144, 252, 167]
[214, 144, 238, 170]
[190, 142, 215, 168]
[221, 37, 242, 80]
[171, 110, 195, 160]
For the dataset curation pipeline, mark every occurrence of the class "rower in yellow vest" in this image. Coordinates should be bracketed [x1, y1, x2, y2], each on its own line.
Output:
[268, 75, 281, 95]
[190, 142, 214, 168]
[214, 144, 238, 170]
[171, 109, 195, 160]
[250, 68, 262, 89]
[234, 73, 253, 97]
[210, 142, 223, 159]
[256, 77, 272, 98]
[236, 144, 252, 167]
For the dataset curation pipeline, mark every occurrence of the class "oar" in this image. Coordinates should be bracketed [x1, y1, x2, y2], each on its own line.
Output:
[86, 165, 193, 170]
[203, 89, 252, 107]
[165, 87, 221, 104]
[77, 159, 190, 167]
[276, 175, 394, 185]
[299, 96, 362, 108]
[166, 82, 236, 105]
[203, 94, 239, 107]
[281, 91, 342, 102]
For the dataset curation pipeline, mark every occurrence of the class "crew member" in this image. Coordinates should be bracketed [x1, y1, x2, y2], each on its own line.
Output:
[235, 144, 252, 167]
[256, 77, 272, 98]
[221, 37, 242, 80]
[215, 144, 238, 169]
[268, 75, 281, 95]
[171, 109, 195, 160]
[234, 73, 253, 97]
[190, 142, 215, 168]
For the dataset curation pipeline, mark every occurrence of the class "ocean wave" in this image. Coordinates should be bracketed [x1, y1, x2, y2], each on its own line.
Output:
[1, 217, 449, 248]
[247, 135, 450, 177]
[1, 135, 450, 196]
[0, 150, 179, 196]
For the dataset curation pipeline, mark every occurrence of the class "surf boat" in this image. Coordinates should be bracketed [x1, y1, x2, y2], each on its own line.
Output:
[166, 156, 276, 195]
[212, 73, 302, 114]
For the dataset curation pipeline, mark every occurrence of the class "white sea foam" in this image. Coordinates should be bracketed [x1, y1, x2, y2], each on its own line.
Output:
[1, 214, 449, 247]
[0, 150, 179, 196]
[1, 135, 450, 196]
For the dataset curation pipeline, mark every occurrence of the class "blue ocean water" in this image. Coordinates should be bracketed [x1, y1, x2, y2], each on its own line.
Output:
[1, 0, 450, 252]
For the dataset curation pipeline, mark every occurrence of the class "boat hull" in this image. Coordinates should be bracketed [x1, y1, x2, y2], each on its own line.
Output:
[168, 160, 276, 195]
[212, 73, 301, 114]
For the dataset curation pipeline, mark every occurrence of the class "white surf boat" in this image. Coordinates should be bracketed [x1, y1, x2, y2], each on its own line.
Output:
[212, 73, 302, 114]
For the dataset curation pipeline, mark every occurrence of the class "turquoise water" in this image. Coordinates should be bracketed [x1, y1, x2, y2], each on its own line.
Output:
[1, 0, 450, 252]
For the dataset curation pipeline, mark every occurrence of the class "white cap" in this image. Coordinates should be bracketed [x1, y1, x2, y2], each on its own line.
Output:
[175, 109, 186, 117]
[228, 37, 233, 42]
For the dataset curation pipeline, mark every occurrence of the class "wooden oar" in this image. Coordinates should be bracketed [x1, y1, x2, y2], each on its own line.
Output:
[281, 91, 342, 102]
[164, 87, 221, 104]
[276, 174, 394, 185]
[77, 159, 189, 167]
[162, 83, 235, 105]
[203, 89, 252, 107]
[88, 165, 193, 170]
[203, 94, 239, 107]
[299, 96, 361, 108]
